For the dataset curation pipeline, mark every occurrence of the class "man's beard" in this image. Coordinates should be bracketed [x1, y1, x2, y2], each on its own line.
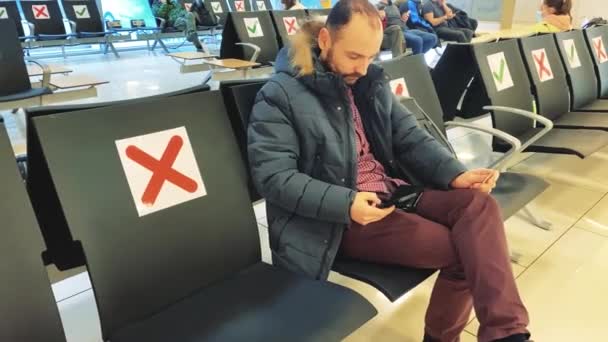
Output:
[324, 48, 364, 84]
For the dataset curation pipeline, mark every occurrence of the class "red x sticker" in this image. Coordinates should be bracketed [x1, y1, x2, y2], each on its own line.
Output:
[184, 3, 192, 11]
[389, 78, 410, 98]
[116, 127, 207, 217]
[283, 17, 298, 35]
[32, 5, 50, 20]
[531, 48, 553, 82]
[593, 36, 608, 64]
[235, 0, 245, 11]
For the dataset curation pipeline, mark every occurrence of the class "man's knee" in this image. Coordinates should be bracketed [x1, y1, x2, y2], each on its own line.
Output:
[408, 35, 423, 46]
[457, 189, 500, 215]
[454, 31, 467, 43]
[463, 29, 474, 41]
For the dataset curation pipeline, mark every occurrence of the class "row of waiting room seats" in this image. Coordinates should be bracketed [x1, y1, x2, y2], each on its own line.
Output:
[220, 8, 330, 64]
[0, 0, 283, 57]
[1, 0, 160, 58]
[3, 8, 608, 338]
[0, 52, 546, 340]
[433, 26, 608, 159]
[0, 0, 330, 59]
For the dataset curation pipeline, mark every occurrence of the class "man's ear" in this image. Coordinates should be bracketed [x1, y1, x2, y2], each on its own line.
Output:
[318, 27, 332, 52]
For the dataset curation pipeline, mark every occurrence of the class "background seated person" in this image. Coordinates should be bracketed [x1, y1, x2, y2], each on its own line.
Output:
[533, 0, 573, 33]
[445, 2, 478, 31]
[282, 0, 306, 10]
[399, 0, 434, 33]
[379, 0, 438, 55]
[377, 4, 406, 58]
[189, 0, 219, 27]
[152, 0, 205, 51]
[422, 0, 473, 43]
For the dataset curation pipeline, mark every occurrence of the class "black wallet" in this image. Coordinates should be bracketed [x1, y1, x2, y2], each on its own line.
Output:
[378, 185, 424, 212]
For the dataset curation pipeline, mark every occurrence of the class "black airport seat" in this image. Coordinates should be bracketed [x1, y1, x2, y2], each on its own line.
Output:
[30, 89, 377, 341]
[519, 34, 608, 132]
[0, 121, 66, 342]
[0, 19, 51, 104]
[555, 30, 608, 112]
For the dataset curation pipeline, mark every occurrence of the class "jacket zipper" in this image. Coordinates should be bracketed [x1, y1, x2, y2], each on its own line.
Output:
[317, 97, 354, 279]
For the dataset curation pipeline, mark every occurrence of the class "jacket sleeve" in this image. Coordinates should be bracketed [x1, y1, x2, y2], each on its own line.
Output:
[247, 82, 356, 224]
[390, 95, 467, 189]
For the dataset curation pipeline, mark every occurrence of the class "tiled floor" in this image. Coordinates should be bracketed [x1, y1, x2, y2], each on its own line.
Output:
[4, 40, 608, 342]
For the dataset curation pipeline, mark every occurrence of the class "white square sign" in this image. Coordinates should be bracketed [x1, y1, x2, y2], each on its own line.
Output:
[234, 0, 246, 11]
[389, 78, 410, 98]
[32, 4, 50, 20]
[72, 5, 90, 19]
[210, 2, 223, 13]
[531, 48, 554, 83]
[256, 1, 266, 10]
[0, 7, 9, 19]
[562, 39, 581, 69]
[116, 127, 207, 217]
[487, 51, 514, 92]
[283, 16, 299, 35]
[592, 36, 608, 64]
[244, 17, 263, 38]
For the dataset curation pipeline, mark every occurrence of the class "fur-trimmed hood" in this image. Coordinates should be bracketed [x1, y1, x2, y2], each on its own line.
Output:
[273, 19, 386, 100]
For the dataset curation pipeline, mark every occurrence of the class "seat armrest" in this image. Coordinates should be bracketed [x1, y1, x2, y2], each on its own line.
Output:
[445, 121, 522, 171]
[24, 58, 51, 88]
[483, 105, 554, 155]
[236, 42, 261, 63]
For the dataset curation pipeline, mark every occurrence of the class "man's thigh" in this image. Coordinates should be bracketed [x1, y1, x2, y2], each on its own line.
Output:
[415, 189, 495, 228]
[436, 27, 463, 41]
[340, 209, 458, 270]
[456, 27, 474, 40]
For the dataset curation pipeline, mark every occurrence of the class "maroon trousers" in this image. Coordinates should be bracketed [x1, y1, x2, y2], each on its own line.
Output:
[339, 189, 529, 342]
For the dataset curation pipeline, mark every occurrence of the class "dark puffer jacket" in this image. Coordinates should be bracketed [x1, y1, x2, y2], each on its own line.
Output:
[247, 26, 467, 280]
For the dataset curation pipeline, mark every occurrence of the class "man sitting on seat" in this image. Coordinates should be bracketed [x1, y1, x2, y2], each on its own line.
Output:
[248, 0, 530, 341]
[378, 0, 437, 55]
[377, 4, 406, 57]
[151, 0, 205, 51]
[422, 0, 474, 43]
[190, 0, 219, 27]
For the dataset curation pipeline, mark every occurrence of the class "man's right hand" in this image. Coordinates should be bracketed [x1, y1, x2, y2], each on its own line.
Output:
[350, 192, 395, 226]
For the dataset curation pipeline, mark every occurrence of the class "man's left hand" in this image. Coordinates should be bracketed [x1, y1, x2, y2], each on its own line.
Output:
[450, 169, 500, 193]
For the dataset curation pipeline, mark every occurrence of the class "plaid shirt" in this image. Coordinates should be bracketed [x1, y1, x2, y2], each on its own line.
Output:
[347, 89, 406, 194]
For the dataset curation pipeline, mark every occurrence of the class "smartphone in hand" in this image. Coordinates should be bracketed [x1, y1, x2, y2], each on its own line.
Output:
[378, 185, 424, 212]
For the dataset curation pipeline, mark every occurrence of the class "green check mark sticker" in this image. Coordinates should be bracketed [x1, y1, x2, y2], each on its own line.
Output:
[569, 44, 576, 62]
[73, 5, 89, 19]
[244, 18, 263, 37]
[563, 39, 581, 68]
[212, 2, 222, 12]
[492, 59, 505, 83]
[0, 8, 7, 19]
[487, 52, 513, 92]
[247, 22, 257, 34]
